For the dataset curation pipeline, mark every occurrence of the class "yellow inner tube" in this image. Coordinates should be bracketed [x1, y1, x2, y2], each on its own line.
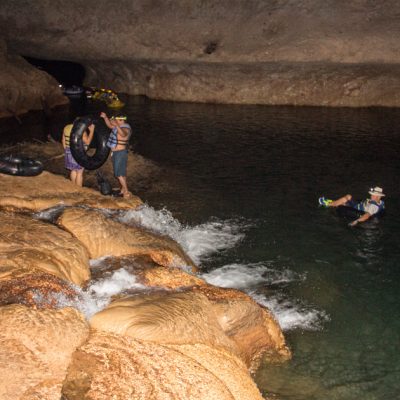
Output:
[107, 99, 125, 108]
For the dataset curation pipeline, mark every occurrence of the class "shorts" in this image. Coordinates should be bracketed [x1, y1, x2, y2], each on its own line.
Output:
[111, 149, 128, 177]
[64, 148, 83, 171]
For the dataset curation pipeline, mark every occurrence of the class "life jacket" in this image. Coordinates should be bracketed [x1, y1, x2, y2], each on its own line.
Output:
[357, 199, 385, 215]
[107, 123, 132, 149]
[63, 124, 73, 148]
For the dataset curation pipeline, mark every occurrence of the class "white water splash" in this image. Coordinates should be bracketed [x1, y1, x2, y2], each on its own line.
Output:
[250, 291, 330, 331]
[52, 268, 146, 319]
[119, 204, 247, 265]
[201, 262, 303, 289]
[201, 262, 328, 331]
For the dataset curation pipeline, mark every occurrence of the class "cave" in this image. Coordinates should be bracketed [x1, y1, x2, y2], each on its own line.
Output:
[24, 56, 85, 87]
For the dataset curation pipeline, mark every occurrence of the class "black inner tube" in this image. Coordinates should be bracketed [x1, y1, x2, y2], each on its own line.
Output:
[0, 155, 44, 176]
[70, 116, 111, 170]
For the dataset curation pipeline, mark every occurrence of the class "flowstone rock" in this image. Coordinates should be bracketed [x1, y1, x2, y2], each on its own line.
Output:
[0, 304, 89, 400]
[0, 212, 90, 286]
[58, 207, 196, 271]
[0, 171, 142, 211]
[62, 331, 265, 400]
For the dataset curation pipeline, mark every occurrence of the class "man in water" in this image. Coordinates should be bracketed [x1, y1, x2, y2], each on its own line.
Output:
[100, 112, 132, 198]
[319, 186, 385, 226]
[62, 120, 94, 186]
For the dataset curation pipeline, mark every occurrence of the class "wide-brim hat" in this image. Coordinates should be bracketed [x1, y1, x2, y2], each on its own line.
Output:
[368, 186, 385, 197]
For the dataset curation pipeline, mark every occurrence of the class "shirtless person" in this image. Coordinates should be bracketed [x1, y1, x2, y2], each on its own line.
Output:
[100, 112, 132, 198]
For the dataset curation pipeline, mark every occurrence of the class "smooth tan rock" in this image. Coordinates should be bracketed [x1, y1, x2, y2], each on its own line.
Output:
[90, 292, 239, 355]
[62, 331, 264, 400]
[0, 212, 90, 286]
[199, 286, 291, 370]
[90, 287, 290, 371]
[141, 265, 205, 288]
[0, 171, 142, 211]
[0, 304, 89, 400]
[2, 141, 162, 197]
[58, 207, 196, 270]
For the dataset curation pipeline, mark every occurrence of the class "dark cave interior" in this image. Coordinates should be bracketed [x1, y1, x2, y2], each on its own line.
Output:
[24, 56, 85, 86]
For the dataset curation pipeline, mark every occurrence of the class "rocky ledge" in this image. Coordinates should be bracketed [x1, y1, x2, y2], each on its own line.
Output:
[0, 167, 290, 399]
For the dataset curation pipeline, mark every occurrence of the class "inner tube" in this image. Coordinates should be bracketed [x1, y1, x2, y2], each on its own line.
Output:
[70, 116, 111, 170]
[0, 155, 44, 176]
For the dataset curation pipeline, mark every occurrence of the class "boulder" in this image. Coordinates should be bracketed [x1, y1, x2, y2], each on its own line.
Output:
[58, 207, 196, 271]
[0, 212, 90, 286]
[90, 292, 238, 355]
[0, 304, 89, 400]
[62, 331, 264, 400]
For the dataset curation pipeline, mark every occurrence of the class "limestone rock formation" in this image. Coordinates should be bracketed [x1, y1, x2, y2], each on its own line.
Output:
[2, 1, 400, 107]
[0, 170, 142, 211]
[62, 331, 265, 400]
[0, 212, 90, 286]
[0, 304, 89, 400]
[195, 285, 290, 369]
[90, 288, 289, 371]
[90, 292, 239, 354]
[140, 264, 206, 288]
[0, 38, 67, 118]
[58, 207, 196, 270]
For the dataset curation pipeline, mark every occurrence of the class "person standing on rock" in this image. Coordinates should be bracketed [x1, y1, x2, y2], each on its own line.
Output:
[62, 120, 94, 186]
[100, 112, 132, 198]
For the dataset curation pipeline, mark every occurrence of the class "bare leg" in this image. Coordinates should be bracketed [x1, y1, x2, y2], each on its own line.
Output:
[70, 170, 77, 184]
[75, 170, 84, 187]
[117, 176, 130, 197]
[329, 194, 352, 207]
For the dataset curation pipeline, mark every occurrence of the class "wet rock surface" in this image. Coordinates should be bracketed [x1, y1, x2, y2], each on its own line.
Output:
[0, 305, 89, 400]
[62, 331, 265, 400]
[0, 149, 290, 399]
[58, 207, 196, 270]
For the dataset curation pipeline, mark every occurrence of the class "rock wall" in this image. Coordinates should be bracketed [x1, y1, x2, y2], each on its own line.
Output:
[0, 38, 67, 119]
[1, 0, 400, 109]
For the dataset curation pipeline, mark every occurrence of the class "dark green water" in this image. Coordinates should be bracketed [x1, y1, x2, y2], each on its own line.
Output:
[6, 97, 400, 399]
[126, 99, 400, 400]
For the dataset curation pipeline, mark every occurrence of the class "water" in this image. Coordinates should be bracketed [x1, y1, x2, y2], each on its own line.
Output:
[7, 97, 400, 399]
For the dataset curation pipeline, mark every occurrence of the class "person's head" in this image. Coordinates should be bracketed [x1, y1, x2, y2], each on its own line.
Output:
[112, 114, 127, 126]
[368, 186, 385, 201]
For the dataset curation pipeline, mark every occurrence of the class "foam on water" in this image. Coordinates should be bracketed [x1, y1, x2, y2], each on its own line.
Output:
[201, 262, 328, 331]
[50, 267, 146, 319]
[201, 262, 304, 289]
[250, 291, 330, 331]
[119, 204, 247, 265]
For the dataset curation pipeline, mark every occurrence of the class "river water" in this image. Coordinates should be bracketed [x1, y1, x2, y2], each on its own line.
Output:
[5, 97, 400, 399]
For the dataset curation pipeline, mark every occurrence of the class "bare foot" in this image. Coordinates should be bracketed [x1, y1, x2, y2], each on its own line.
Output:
[122, 191, 132, 199]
